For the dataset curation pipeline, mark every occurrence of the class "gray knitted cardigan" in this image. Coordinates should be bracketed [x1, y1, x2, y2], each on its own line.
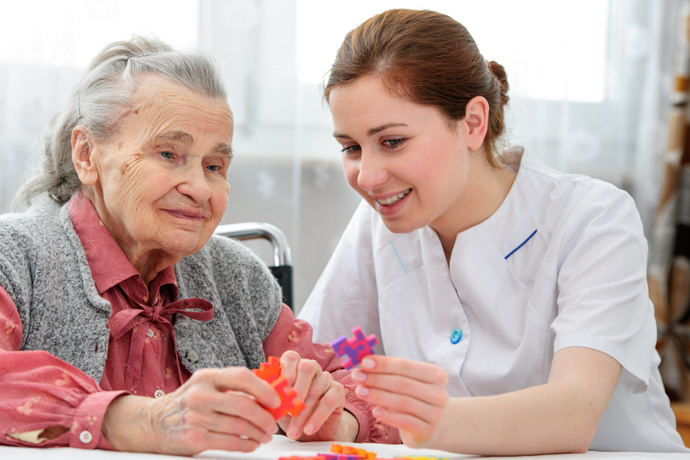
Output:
[0, 199, 282, 381]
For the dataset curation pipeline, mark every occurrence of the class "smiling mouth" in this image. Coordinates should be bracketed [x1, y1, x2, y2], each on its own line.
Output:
[165, 209, 204, 221]
[375, 189, 411, 206]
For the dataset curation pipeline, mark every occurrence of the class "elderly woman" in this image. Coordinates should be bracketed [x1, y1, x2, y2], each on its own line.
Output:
[0, 36, 398, 455]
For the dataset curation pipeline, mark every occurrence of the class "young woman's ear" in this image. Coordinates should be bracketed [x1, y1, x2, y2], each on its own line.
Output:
[463, 96, 490, 151]
[71, 126, 99, 186]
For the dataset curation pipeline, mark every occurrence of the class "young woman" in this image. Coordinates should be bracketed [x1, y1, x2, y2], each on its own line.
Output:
[298, 8, 688, 455]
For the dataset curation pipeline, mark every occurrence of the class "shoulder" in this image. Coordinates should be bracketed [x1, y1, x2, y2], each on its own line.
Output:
[193, 234, 272, 275]
[179, 234, 280, 303]
[515, 151, 641, 237]
[0, 200, 62, 238]
[0, 200, 65, 258]
[0, 200, 70, 309]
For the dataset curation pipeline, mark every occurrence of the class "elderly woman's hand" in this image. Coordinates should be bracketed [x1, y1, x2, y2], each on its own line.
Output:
[102, 367, 280, 455]
[277, 350, 357, 442]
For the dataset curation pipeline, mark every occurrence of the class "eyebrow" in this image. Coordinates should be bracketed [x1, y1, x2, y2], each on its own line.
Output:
[155, 130, 194, 145]
[214, 142, 233, 159]
[154, 130, 233, 158]
[333, 123, 408, 139]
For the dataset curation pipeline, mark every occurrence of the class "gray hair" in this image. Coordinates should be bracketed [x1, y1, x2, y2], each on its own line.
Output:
[14, 35, 228, 209]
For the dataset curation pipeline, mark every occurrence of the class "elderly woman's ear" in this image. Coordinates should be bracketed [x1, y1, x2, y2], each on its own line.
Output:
[71, 126, 99, 186]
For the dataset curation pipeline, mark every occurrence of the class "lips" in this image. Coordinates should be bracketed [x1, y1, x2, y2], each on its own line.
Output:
[375, 188, 412, 206]
[164, 209, 204, 220]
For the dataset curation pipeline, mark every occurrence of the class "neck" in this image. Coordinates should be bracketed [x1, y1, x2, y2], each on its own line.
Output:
[433, 154, 517, 263]
[123, 245, 179, 285]
[81, 187, 180, 285]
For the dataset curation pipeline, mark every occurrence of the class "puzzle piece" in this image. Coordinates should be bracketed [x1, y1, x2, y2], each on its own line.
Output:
[279, 456, 326, 460]
[253, 356, 305, 420]
[330, 443, 377, 459]
[267, 376, 305, 420]
[330, 326, 378, 369]
[253, 355, 282, 383]
[319, 453, 361, 460]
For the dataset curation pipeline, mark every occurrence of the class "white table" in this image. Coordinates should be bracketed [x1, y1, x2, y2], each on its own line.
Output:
[0, 435, 687, 459]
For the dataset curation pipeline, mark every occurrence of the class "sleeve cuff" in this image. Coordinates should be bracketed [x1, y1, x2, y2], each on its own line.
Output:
[554, 335, 650, 393]
[69, 390, 128, 450]
[344, 403, 369, 443]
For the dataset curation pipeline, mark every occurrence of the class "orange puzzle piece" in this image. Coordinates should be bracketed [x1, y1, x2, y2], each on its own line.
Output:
[254, 356, 305, 420]
[269, 376, 306, 419]
[254, 356, 282, 383]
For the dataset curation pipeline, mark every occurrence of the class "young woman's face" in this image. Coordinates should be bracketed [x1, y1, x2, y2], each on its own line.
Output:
[329, 76, 479, 236]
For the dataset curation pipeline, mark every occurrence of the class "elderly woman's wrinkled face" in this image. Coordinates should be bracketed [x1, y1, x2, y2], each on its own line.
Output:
[84, 75, 233, 266]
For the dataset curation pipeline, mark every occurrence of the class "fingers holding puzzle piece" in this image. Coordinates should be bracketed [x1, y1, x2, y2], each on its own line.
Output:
[253, 356, 306, 419]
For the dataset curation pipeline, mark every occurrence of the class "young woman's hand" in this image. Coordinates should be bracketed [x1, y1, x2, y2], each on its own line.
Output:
[102, 367, 280, 455]
[277, 350, 357, 442]
[351, 355, 449, 447]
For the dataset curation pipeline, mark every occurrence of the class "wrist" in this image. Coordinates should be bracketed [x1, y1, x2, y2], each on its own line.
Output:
[102, 394, 157, 452]
[338, 410, 360, 442]
[425, 397, 458, 451]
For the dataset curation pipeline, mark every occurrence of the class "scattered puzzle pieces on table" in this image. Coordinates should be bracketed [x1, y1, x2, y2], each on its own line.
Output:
[330, 326, 378, 369]
[330, 443, 377, 459]
[253, 356, 305, 420]
[319, 453, 361, 460]
[277, 448, 442, 460]
[278, 456, 325, 460]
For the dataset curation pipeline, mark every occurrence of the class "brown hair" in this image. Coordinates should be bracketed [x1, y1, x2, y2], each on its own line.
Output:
[324, 9, 509, 165]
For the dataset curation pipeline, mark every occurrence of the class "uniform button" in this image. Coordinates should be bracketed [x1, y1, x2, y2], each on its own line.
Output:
[79, 430, 93, 444]
[154, 389, 165, 398]
[185, 349, 200, 364]
[450, 328, 463, 344]
[146, 328, 154, 338]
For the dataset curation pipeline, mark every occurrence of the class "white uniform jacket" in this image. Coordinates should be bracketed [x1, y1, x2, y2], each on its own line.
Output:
[299, 149, 687, 452]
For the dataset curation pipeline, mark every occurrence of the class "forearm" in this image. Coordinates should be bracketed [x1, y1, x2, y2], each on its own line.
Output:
[0, 348, 126, 449]
[432, 382, 602, 455]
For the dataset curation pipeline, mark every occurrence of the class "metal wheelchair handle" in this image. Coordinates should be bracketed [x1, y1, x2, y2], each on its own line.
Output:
[214, 222, 292, 269]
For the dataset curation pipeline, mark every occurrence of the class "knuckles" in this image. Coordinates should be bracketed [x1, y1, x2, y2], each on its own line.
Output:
[297, 358, 321, 376]
[320, 381, 346, 406]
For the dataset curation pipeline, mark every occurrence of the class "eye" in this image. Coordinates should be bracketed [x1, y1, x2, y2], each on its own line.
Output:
[382, 138, 405, 149]
[340, 144, 361, 155]
[160, 151, 174, 159]
[205, 157, 229, 175]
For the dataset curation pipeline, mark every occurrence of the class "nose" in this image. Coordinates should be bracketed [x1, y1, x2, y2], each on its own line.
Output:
[356, 151, 389, 192]
[176, 164, 212, 204]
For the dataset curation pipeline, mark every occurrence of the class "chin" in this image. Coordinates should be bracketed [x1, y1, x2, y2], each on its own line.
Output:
[163, 234, 207, 256]
[381, 219, 424, 235]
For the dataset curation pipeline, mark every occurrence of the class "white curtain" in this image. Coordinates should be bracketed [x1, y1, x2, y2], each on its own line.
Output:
[0, 0, 684, 310]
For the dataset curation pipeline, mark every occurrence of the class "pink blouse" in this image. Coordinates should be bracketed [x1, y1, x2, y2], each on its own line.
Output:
[0, 194, 398, 449]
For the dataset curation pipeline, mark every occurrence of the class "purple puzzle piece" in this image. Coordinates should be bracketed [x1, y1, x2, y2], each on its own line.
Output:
[330, 326, 378, 369]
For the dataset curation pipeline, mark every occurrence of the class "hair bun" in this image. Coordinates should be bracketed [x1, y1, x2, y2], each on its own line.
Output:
[487, 60, 509, 106]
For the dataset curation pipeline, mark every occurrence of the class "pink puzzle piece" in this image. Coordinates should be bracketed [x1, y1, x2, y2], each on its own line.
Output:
[330, 326, 378, 369]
